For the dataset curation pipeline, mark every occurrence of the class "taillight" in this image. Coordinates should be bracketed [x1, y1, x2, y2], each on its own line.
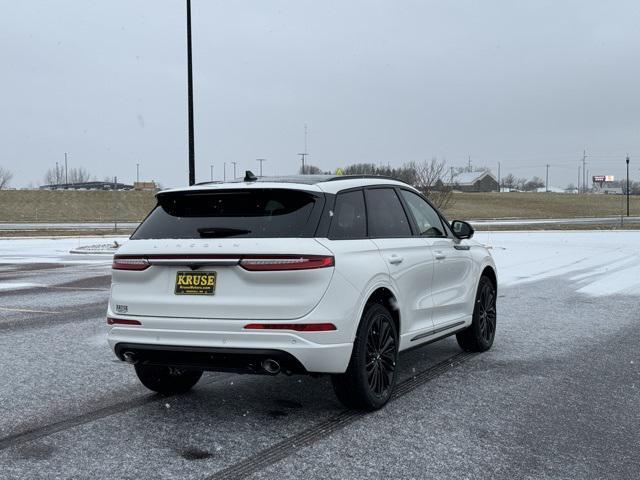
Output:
[239, 255, 334, 271]
[107, 317, 142, 325]
[244, 323, 337, 332]
[112, 257, 150, 271]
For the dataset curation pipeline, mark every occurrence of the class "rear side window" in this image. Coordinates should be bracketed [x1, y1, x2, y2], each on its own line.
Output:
[132, 189, 321, 239]
[365, 188, 412, 238]
[329, 190, 366, 239]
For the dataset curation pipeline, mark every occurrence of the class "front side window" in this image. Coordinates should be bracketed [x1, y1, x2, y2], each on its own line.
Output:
[400, 189, 446, 237]
[366, 188, 412, 237]
[132, 189, 320, 239]
[329, 190, 367, 239]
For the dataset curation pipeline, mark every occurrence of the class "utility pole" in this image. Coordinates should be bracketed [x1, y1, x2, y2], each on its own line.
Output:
[186, 0, 196, 186]
[497, 162, 501, 191]
[231, 161, 237, 180]
[55, 162, 59, 185]
[298, 153, 307, 174]
[256, 158, 266, 177]
[223, 162, 226, 181]
[450, 166, 454, 183]
[136, 163, 140, 183]
[582, 150, 587, 193]
[627, 155, 630, 216]
[64, 152, 68, 185]
[546, 164, 550, 192]
[586, 169, 590, 192]
[113, 176, 118, 232]
[210, 164, 213, 182]
[578, 165, 581, 192]
[468, 155, 472, 172]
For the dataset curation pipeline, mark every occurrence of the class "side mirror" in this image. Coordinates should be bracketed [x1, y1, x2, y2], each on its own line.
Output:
[451, 220, 474, 239]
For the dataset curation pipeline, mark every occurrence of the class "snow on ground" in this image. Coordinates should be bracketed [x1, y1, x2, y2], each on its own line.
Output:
[0, 236, 128, 264]
[475, 230, 640, 296]
[1, 231, 639, 297]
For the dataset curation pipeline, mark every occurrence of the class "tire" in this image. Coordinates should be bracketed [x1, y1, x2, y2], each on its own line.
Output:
[456, 275, 497, 352]
[331, 303, 399, 411]
[134, 364, 203, 394]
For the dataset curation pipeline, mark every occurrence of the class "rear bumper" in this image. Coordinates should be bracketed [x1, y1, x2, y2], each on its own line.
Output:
[114, 343, 308, 375]
[108, 326, 352, 374]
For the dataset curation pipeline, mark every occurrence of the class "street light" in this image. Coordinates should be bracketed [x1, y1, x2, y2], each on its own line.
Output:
[186, 0, 195, 186]
[626, 155, 630, 217]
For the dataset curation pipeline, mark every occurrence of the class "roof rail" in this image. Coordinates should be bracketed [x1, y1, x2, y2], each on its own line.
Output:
[325, 174, 403, 182]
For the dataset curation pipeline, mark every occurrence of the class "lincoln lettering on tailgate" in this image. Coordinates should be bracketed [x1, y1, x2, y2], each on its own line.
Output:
[175, 271, 217, 295]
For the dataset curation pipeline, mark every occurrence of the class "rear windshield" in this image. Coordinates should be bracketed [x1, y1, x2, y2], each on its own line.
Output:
[132, 189, 323, 239]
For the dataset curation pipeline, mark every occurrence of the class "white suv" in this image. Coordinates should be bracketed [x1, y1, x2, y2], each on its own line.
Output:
[108, 174, 497, 410]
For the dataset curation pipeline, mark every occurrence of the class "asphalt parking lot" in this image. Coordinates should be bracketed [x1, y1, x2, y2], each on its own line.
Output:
[1, 247, 639, 479]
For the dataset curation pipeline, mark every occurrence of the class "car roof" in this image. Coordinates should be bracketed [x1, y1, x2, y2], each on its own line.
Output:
[160, 175, 414, 196]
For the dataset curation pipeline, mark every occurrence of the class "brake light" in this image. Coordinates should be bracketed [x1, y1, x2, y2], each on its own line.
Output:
[112, 257, 150, 271]
[107, 317, 142, 325]
[244, 323, 337, 332]
[239, 255, 334, 271]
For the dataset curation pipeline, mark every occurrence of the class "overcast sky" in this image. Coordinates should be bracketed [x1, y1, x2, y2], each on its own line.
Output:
[2, 0, 640, 188]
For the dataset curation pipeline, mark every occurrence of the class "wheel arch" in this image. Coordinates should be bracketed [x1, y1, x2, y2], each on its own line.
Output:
[481, 265, 497, 293]
[363, 287, 401, 338]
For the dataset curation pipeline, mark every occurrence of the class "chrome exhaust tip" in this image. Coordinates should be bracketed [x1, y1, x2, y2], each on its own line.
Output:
[122, 351, 138, 365]
[261, 359, 280, 375]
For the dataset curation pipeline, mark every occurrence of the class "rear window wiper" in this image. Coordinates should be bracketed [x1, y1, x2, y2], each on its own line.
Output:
[197, 227, 252, 238]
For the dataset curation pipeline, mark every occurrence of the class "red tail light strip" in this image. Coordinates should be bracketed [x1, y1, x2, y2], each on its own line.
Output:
[239, 256, 334, 271]
[112, 258, 150, 271]
[107, 317, 142, 326]
[244, 323, 337, 332]
[112, 255, 334, 271]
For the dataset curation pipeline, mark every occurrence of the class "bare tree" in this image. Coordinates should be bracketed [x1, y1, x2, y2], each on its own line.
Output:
[44, 165, 94, 185]
[411, 158, 454, 210]
[0, 167, 13, 189]
[501, 173, 517, 189]
[299, 164, 323, 175]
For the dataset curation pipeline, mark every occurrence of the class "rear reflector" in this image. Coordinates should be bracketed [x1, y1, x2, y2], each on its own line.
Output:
[112, 257, 150, 271]
[239, 255, 334, 271]
[107, 317, 142, 326]
[244, 323, 337, 332]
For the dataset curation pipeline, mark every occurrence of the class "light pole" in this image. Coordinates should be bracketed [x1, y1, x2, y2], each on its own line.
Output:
[186, 0, 196, 186]
[223, 162, 226, 181]
[136, 163, 140, 183]
[210, 164, 214, 181]
[626, 155, 630, 217]
[231, 161, 237, 180]
[256, 158, 266, 177]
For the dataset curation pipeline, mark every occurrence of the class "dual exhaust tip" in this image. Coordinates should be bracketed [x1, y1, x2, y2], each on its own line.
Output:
[122, 351, 281, 375]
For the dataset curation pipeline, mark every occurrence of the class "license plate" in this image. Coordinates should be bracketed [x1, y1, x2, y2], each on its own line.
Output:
[175, 271, 217, 295]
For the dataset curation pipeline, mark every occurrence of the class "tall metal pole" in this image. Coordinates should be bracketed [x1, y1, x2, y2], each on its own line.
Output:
[582, 150, 587, 193]
[64, 152, 68, 185]
[231, 161, 237, 180]
[210, 164, 213, 181]
[256, 158, 266, 177]
[546, 164, 549, 192]
[136, 163, 140, 183]
[223, 162, 226, 181]
[497, 162, 501, 191]
[186, 0, 196, 186]
[578, 165, 581, 192]
[627, 155, 630, 216]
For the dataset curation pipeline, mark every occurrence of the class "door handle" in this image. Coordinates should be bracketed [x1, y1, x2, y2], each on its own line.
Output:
[434, 251, 446, 260]
[389, 255, 404, 265]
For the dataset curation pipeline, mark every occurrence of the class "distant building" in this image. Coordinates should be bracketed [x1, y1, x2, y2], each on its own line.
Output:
[133, 181, 157, 191]
[441, 171, 499, 193]
[39, 181, 134, 190]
